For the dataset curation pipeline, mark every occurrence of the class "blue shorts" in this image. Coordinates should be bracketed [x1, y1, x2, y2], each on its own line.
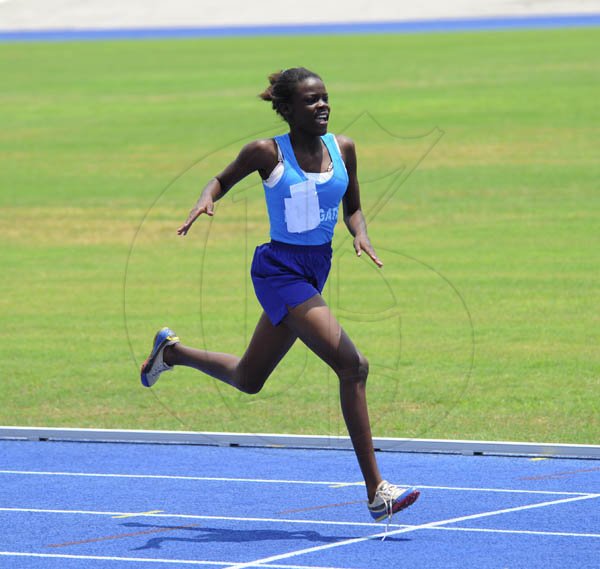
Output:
[251, 240, 332, 326]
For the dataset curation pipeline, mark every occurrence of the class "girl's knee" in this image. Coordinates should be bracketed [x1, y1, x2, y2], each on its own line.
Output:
[237, 378, 265, 395]
[241, 382, 263, 395]
[338, 352, 369, 384]
[234, 365, 268, 395]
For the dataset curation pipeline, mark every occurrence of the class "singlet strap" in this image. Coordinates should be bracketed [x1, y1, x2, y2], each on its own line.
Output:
[275, 138, 283, 163]
[321, 133, 347, 177]
[274, 134, 304, 179]
[263, 139, 284, 188]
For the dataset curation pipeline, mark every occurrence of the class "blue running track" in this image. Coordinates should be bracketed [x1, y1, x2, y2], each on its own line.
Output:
[1, 439, 598, 568]
[1, 14, 600, 42]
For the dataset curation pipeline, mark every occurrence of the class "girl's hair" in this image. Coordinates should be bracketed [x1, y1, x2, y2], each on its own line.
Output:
[259, 67, 322, 120]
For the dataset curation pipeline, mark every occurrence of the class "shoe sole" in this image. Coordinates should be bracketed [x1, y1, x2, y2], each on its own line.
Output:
[372, 488, 420, 522]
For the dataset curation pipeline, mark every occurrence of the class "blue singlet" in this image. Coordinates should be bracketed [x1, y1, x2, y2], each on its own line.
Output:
[263, 133, 349, 245]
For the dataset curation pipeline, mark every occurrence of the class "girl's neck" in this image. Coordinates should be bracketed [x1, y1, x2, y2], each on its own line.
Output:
[289, 130, 323, 154]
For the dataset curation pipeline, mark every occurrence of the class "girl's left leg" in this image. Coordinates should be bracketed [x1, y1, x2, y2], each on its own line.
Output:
[163, 311, 297, 394]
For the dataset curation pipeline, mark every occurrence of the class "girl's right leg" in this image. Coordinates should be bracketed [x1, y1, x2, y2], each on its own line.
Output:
[282, 295, 420, 517]
[163, 311, 297, 394]
[280, 295, 383, 501]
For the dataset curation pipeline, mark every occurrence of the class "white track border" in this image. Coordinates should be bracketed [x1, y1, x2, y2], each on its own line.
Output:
[0, 427, 599, 459]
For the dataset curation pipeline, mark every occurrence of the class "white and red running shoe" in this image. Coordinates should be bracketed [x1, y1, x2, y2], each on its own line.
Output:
[368, 480, 420, 522]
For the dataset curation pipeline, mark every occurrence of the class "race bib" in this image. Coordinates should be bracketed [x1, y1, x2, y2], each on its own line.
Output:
[284, 180, 320, 233]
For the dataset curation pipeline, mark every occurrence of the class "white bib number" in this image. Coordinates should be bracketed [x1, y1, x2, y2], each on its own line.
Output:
[284, 180, 320, 233]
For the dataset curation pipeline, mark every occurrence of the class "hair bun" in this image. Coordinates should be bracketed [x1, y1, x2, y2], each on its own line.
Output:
[258, 67, 322, 119]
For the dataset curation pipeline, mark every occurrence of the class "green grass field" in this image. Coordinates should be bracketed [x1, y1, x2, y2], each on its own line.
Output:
[1, 28, 598, 443]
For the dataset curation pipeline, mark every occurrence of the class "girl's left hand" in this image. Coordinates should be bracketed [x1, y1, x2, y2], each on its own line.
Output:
[354, 235, 383, 268]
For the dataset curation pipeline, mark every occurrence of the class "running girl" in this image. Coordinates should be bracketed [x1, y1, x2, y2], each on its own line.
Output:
[141, 67, 419, 522]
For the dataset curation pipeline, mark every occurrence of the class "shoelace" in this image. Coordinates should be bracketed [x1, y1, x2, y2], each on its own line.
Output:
[377, 482, 398, 541]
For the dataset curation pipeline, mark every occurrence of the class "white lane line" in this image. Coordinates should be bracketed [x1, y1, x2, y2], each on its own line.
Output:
[0, 507, 393, 528]
[224, 494, 600, 569]
[431, 525, 600, 539]
[0, 552, 230, 566]
[0, 552, 351, 569]
[415, 484, 587, 496]
[112, 509, 164, 519]
[0, 470, 589, 496]
[2, 506, 597, 540]
[0, 470, 338, 486]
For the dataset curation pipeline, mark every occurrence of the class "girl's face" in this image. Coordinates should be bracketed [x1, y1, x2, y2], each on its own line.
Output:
[285, 77, 330, 135]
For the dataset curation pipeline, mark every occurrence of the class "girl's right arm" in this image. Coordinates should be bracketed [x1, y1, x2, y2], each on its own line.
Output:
[177, 139, 277, 236]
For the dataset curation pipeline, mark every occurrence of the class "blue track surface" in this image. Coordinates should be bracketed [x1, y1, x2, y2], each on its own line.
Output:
[1, 14, 599, 42]
[1, 440, 598, 568]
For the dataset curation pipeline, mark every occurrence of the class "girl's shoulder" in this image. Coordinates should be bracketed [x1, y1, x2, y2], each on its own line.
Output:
[237, 138, 279, 168]
[239, 138, 279, 179]
[333, 133, 355, 149]
[243, 137, 279, 159]
[333, 134, 356, 164]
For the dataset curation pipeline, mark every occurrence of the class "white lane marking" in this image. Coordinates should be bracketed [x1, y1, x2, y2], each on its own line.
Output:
[0, 508, 600, 538]
[1, 506, 597, 539]
[225, 494, 600, 569]
[0, 470, 589, 496]
[415, 484, 587, 496]
[431, 525, 600, 539]
[0, 507, 394, 528]
[0, 470, 339, 486]
[0, 552, 351, 568]
[0, 552, 233, 566]
[113, 509, 164, 519]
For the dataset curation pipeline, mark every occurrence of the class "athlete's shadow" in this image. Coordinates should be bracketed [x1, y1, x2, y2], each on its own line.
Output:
[122, 522, 408, 550]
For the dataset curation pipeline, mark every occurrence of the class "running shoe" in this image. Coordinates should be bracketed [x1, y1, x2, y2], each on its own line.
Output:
[140, 327, 180, 388]
[368, 480, 420, 522]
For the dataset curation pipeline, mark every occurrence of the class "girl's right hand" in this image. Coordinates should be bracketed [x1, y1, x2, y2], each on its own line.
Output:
[177, 196, 214, 236]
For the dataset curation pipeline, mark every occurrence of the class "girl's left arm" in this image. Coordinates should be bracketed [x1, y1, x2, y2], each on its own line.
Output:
[337, 135, 383, 268]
